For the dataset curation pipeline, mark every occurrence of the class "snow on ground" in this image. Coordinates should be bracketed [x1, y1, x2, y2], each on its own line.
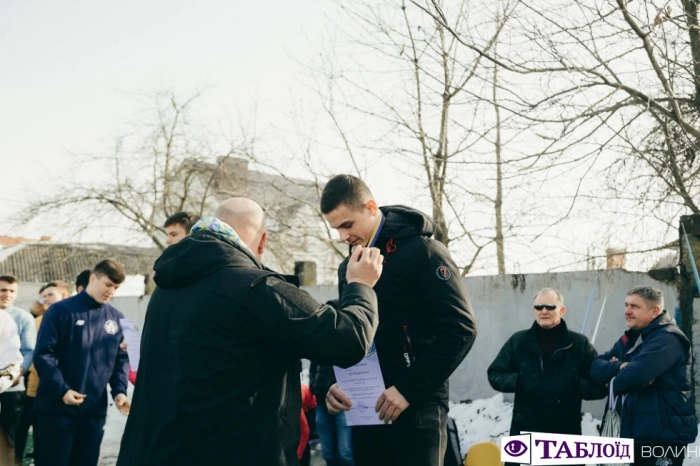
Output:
[99, 385, 133, 466]
[449, 394, 602, 455]
[449, 393, 700, 465]
[100, 390, 700, 464]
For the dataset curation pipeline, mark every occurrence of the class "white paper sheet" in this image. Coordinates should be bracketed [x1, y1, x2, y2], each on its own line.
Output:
[119, 319, 141, 371]
[333, 343, 387, 426]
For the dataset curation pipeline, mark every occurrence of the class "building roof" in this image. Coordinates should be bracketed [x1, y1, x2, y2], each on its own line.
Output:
[0, 242, 160, 284]
[0, 236, 51, 248]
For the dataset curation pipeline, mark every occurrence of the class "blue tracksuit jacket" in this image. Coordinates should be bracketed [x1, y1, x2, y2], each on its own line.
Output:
[33, 291, 129, 417]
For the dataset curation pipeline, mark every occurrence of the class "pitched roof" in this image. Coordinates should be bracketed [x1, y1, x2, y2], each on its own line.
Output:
[0, 236, 50, 248]
[0, 242, 160, 283]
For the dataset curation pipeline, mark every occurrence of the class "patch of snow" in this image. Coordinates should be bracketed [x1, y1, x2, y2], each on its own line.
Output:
[99, 385, 134, 466]
[100, 389, 700, 464]
[449, 394, 606, 455]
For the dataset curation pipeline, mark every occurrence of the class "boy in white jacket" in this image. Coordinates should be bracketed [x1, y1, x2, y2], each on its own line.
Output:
[0, 311, 23, 393]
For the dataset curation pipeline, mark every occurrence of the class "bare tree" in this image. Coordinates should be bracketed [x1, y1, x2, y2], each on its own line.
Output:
[22, 92, 231, 250]
[416, 0, 700, 246]
[21, 92, 349, 282]
[298, 0, 533, 275]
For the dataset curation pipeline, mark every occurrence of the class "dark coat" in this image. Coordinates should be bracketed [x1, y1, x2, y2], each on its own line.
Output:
[337, 205, 477, 408]
[589, 310, 697, 444]
[117, 230, 378, 466]
[488, 319, 606, 436]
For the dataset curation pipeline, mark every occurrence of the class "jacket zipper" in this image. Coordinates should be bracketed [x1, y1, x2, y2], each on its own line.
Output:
[402, 324, 415, 368]
[540, 342, 572, 371]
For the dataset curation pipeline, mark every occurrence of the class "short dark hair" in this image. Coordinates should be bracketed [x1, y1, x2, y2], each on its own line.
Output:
[627, 285, 664, 311]
[40, 280, 72, 296]
[0, 275, 18, 285]
[75, 270, 91, 290]
[164, 212, 199, 232]
[320, 174, 374, 214]
[92, 260, 126, 284]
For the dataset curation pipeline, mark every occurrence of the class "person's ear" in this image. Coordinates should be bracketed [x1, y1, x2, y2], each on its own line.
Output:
[559, 305, 567, 317]
[257, 231, 268, 256]
[366, 199, 378, 215]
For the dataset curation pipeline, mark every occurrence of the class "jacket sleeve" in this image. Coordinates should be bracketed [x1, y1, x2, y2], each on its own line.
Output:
[579, 336, 607, 400]
[393, 240, 478, 405]
[109, 313, 130, 399]
[17, 310, 36, 373]
[487, 335, 519, 393]
[589, 340, 624, 384]
[613, 333, 685, 395]
[244, 277, 378, 368]
[33, 307, 71, 398]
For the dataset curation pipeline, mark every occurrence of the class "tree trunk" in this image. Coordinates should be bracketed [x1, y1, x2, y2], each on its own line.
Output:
[493, 63, 506, 274]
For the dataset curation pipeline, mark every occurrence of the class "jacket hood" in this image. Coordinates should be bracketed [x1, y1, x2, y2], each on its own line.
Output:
[641, 310, 690, 351]
[153, 230, 263, 289]
[379, 205, 435, 239]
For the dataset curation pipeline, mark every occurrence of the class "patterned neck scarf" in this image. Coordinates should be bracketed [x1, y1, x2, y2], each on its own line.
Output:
[190, 216, 252, 253]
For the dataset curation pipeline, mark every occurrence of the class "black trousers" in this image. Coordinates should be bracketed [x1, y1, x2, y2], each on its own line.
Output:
[34, 414, 105, 466]
[351, 404, 447, 466]
[634, 443, 687, 465]
[14, 395, 35, 463]
[0, 390, 25, 446]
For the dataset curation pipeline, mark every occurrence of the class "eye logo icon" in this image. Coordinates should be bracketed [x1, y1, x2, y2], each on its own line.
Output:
[504, 440, 528, 457]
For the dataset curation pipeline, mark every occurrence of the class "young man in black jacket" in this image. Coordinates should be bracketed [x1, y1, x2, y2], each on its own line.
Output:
[117, 197, 383, 466]
[322, 175, 477, 466]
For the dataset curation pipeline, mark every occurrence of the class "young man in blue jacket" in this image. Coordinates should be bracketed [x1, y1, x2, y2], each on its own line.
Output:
[33, 260, 130, 466]
[590, 286, 697, 466]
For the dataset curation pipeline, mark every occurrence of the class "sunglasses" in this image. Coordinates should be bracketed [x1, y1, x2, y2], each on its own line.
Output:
[534, 304, 558, 311]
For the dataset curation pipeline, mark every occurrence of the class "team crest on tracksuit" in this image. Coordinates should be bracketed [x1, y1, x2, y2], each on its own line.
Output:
[104, 320, 119, 335]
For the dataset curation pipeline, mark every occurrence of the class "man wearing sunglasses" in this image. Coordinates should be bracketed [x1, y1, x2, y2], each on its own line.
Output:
[488, 287, 605, 455]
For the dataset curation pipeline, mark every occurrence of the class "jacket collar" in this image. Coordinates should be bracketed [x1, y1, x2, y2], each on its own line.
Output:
[524, 319, 573, 354]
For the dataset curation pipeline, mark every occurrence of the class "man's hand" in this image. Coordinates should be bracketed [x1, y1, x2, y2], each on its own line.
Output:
[326, 383, 352, 415]
[376, 386, 410, 424]
[120, 341, 128, 351]
[63, 389, 86, 406]
[10, 367, 24, 387]
[114, 393, 130, 415]
[620, 362, 629, 369]
[346, 246, 384, 288]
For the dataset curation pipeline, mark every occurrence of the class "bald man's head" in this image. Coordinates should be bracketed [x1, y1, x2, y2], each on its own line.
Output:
[214, 198, 267, 259]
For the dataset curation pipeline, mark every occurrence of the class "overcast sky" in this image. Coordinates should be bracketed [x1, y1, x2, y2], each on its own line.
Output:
[0, 0, 681, 275]
[0, 0, 334, 210]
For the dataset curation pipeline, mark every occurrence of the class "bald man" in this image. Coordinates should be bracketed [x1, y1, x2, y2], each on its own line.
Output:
[117, 198, 383, 466]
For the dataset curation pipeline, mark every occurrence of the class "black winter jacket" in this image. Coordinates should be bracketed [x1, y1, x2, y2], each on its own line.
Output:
[309, 300, 339, 401]
[117, 230, 378, 466]
[487, 319, 606, 436]
[338, 205, 477, 408]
